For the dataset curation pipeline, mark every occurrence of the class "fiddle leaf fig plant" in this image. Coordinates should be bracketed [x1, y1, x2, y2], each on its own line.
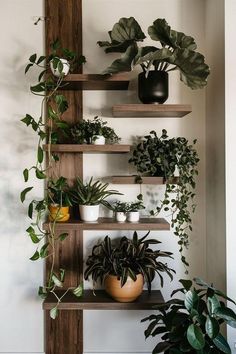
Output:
[98, 17, 210, 89]
[129, 129, 199, 268]
[142, 278, 236, 354]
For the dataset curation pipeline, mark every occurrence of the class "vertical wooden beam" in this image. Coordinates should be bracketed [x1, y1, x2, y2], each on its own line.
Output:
[45, 1, 83, 353]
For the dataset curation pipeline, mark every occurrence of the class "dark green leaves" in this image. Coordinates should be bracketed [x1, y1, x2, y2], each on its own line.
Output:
[187, 324, 205, 350]
[37, 146, 44, 164]
[215, 306, 236, 325]
[205, 316, 219, 339]
[102, 44, 138, 75]
[23, 169, 29, 182]
[213, 334, 231, 354]
[20, 187, 33, 202]
[30, 250, 40, 261]
[55, 95, 68, 114]
[184, 289, 198, 311]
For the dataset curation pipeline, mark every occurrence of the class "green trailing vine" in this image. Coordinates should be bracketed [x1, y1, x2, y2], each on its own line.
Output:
[20, 40, 86, 319]
[129, 129, 199, 269]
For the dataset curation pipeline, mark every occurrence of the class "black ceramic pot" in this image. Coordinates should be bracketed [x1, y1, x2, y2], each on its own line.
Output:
[138, 71, 169, 104]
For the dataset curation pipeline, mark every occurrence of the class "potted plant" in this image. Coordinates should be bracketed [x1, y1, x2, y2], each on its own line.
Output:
[142, 278, 236, 354]
[70, 116, 120, 145]
[47, 177, 72, 222]
[71, 177, 122, 222]
[129, 129, 199, 268]
[107, 200, 130, 222]
[127, 198, 145, 222]
[98, 17, 210, 103]
[84, 231, 175, 302]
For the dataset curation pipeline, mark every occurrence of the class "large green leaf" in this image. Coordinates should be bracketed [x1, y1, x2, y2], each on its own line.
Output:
[98, 17, 145, 53]
[205, 315, 219, 339]
[148, 18, 197, 50]
[102, 44, 138, 75]
[213, 334, 231, 354]
[184, 289, 199, 311]
[215, 307, 236, 326]
[187, 324, 205, 350]
[168, 48, 210, 89]
[134, 47, 172, 66]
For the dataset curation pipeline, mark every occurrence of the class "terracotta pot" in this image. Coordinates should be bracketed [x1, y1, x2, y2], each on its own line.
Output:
[49, 205, 70, 222]
[104, 274, 144, 302]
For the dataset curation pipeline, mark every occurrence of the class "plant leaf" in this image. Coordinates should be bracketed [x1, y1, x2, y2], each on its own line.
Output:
[23, 168, 29, 182]
[213, 334, 231, 354]
[205, 315, 219, 339]
[73, 284, 83, 297]
[184, 289, 198, 311]
[50, 306, 58, 320]
[215, 306, 236, 325]
[187, 324, 205, 350]
[37, 146, 44, 164]
[20, 186, 33, 202]
[102, 44, 138, 75]
[30, 250, 40, 261]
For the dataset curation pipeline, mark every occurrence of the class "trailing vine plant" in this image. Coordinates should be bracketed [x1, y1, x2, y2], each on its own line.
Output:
[129, 129, 199, 269]
[20, 40, 86, 319]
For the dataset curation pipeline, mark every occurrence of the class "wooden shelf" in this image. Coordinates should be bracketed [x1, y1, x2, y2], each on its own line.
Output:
[111, 176, 178, 184]
[43, 144, 131, 153]
[43, 217, 170, 231]
[59, 74, 130, 90]
[43, 290, 164, 310]
[113, 104, 192, 117]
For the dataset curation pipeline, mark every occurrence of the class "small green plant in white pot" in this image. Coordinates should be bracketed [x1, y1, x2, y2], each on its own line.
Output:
[71, 177, 122, 222]
[107, 201, 130, 222]
[127, 197, 145, 222]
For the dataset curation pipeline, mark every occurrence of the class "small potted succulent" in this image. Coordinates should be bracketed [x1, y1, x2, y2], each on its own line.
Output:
[142, 278, 236, 354]
[84, 231, 175, 302]
[70, 116, 120, 145]
[47, 177, 72, 222]
[98, 17, 210, 103]
[127, 198, 145, 222]
[129, 129, 199, 267]
[71, 177, 122, 222]
[107, 201, 130, 222]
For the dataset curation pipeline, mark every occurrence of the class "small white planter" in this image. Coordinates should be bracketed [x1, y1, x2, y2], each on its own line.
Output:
[79, 205, 99, 222]
[115, 212, 127, 222]
[127, 211, 140, 222]
[92, 135, 106, 145]
[50, 58, 70, 77]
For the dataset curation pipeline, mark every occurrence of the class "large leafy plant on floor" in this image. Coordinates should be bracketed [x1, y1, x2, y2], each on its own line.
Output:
[142, 278, 236, 354]
[20, 41, 85, 319]
[98, 17, 210, 89]
[129, 129, 199, 268]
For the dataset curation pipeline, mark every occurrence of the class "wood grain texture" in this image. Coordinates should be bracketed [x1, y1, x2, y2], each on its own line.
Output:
[43, 144, 131, 153]
[45, 0, 83, 353]
[44, 217, 170, 231]
[113, 104, 192, 117]
[60, 73, 130, 90]
[43, 290, 165, 310]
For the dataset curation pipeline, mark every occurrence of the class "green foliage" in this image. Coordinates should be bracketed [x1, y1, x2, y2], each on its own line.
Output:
[84, 231, 175, 291]
[71, 177, 122, 206]
[129, 130, 199, 268]
[98, 17, 210, 89]
[47, 176, 72, 206]
[70, 116, 120, 144]
[107, 197, 145, 212]
[142, 278, 236, 354]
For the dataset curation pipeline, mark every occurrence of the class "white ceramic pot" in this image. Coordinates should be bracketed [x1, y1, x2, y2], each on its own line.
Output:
[79, 205, 99, 222]
[115, 212, 127, 222]
[50, 58, 70, 77]
[127, 211, 140, 222]
[92, 135, 106, 145]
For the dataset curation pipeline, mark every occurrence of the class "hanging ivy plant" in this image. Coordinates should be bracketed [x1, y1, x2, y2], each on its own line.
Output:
[20, 40, 86, 318]
[129, 129, 199, 269]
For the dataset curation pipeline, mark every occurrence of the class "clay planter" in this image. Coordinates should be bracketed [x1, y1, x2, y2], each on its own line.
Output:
[104, 274, 144, 302]
[49, 205, 70, 222]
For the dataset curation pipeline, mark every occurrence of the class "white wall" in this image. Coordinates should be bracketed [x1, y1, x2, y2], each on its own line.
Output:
[82, 1, 207, 353]
[0, 1, 44, 353]
[225, 0, 236, 350]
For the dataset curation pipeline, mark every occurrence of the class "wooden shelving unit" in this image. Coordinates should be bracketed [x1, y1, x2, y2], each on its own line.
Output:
[110, 176, 178, 184]
[43, 290, 164, 310]
[60, 74, 130, 90]
[43, 144, 131, 153]
[113, 104, 192, 117]
[44, 217, 170, 231]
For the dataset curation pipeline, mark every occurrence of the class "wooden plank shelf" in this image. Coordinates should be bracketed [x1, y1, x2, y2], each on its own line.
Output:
[59, 74, 130, 90]
[113, 104, 192, 117]
[43, 144, 131, 153]
[43, 217, 170, 231]
[43, 290, 164, 310]
[111, 176, 178, 184]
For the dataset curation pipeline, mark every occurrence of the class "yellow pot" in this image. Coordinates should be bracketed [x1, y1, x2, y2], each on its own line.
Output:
[49, 205, 70, 222]
[104, 274, 144, 302]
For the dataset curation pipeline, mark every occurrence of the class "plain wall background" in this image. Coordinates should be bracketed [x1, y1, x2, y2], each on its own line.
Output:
[0, 0, 232, 353]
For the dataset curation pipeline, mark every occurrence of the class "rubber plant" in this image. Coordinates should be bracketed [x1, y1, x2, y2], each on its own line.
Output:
[20, 40, 86, 319]
[98, 17, 210, 89]
[129, 129, 199, 269]
[142, 278, 236, 354]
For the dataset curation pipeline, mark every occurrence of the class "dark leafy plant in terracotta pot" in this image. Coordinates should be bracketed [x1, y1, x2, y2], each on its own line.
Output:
[142, 278, 236, 354]
[84, 231, 175, 302]
[98, 17, 210, 103]
[129, 129, 199, 268]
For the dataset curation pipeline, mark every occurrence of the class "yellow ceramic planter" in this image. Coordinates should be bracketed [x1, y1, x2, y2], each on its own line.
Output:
[49, 205, 70, 222]
[104, 274, 144, 302]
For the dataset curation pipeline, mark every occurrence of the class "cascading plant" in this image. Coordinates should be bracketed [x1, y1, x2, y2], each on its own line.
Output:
[129, 129, 199, 268]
